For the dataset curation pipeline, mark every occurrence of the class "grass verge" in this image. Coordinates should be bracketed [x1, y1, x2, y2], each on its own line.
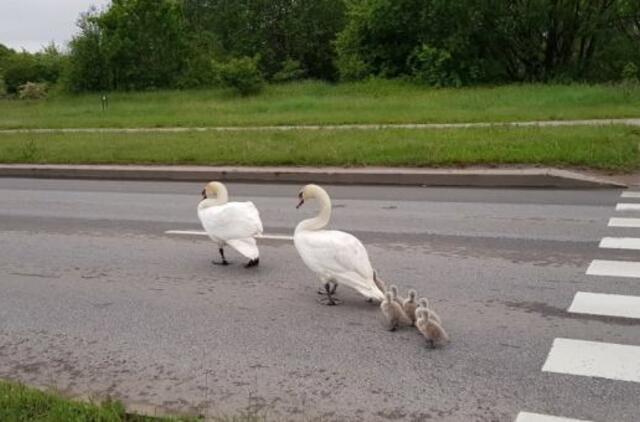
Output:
[0, 125, 638, 172]
[1, 80, 640, 129]
[0, 379, 195, 421]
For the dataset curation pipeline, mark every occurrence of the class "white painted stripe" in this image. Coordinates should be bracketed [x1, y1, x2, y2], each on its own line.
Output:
[568, 292, 640, 319]
[165, 230, 208, 236]
[515, 412, 591, 422]
[599, 237, 640, 250]
[165, 230, 294, 241]
[609, 217, 640, 228]
[257, 234, 294, 241]
[616, 203, 640, 211]
[621, 191, 640, 198]
[586, 259, 640, 278]
[542, 338, 640, 383]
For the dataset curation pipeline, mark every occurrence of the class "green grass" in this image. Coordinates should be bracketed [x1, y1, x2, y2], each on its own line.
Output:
[0, 379, 194, 421]
[1, 80, 640, 129]
[1, 125, 638, 171]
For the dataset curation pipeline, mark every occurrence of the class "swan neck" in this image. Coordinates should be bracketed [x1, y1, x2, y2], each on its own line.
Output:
[296, 189, 331, 232]
[199, 186, 229, 209]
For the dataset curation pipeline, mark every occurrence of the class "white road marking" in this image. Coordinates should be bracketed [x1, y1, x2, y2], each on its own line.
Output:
[568, 292, 640, 319]
[165, 230, 293, 241]
[616, 203, 640, 211]
[542, 338, 640, 383]
[586, 259, 640, 278]
[165, 230, 208, 236]
[609, 217, 640, 228]
[599, 237, 640, 250]
[621, 191, 640, 198]
[515, 412, 591, 422]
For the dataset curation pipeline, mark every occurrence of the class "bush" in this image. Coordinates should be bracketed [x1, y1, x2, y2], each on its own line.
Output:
[18, 82, 48, 100]
[3, 47, 64, 94]
[272, 58, 305, 83]
[214, 56, 264, 96]
[408, 45, 461, 87]
[622, 62, 639, 83]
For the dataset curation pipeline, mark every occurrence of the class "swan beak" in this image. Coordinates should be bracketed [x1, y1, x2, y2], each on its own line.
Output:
[296, 198, 304, 209]
[201, 189, 206, 200]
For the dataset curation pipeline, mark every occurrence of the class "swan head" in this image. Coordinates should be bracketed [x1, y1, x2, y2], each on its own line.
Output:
[407, 289, 417, 301]
[417, 298, 429, 308]
[202, 181, 226, 200]
[296, 184, 327, 209]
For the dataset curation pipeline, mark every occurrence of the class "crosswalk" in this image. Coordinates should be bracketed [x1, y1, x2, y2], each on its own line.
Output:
[517, 189, 640, 422]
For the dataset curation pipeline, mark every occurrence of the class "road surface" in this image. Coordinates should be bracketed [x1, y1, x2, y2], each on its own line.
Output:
[0, 178, 638, 421]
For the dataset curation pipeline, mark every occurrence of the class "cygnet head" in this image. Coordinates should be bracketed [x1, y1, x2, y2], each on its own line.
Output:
[418, 298, 430, 308]
[384, 291, 393, 302]
[296, 184, 328, 209]
[202, 181, 226, 200]
[416, 307, 429, 321]
[407, 289, 417, 301]
[389, 285, 399, 298]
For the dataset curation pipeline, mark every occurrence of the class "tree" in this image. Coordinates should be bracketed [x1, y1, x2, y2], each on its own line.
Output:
[183, 0, 346, 80]
[66, 8, 110, 92]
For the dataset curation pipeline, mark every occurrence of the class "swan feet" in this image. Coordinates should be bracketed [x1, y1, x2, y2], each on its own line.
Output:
[212, 259, 230, 266]
[317, 295, 341, 306]
[212, 247, 230, 265]
[244, 258, 260, 268]
[317, 282, 340, 305]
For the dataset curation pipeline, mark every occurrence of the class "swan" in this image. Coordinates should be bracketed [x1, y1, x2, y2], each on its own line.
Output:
[416, 308, 449, 348]
[197, 181, 263, 267]
[293, 184, 385, 305]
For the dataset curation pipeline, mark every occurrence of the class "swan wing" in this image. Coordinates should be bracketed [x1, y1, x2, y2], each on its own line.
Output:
[226, 237, 259, 260]
[295, 230, 383, 300]
[198, 201, 263, 242]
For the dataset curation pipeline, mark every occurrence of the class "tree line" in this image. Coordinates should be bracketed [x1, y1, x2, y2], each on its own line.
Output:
[1, 0, 640, 95]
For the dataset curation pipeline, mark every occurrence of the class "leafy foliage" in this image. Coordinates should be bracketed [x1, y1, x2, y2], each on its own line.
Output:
[214, 56, 264, 95]
[2, 45, 64, 94]
[18, 82, 48, 100]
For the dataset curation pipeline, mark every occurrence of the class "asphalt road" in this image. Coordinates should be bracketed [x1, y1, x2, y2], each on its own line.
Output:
[0, 178, 638, 421]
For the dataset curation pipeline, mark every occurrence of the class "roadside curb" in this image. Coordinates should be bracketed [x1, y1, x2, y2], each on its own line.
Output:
[0, 164, 628, 189]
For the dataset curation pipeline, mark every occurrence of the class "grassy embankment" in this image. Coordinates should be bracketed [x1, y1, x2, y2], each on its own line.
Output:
[1, 80, 640, 129]
[1, 80, 639, 171]
[1, 125, 638, 172]
[0, 379, 197, 421]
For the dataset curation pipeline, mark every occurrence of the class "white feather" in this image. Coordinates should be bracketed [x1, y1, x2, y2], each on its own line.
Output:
[198, 201, 263, 259]
[294, 230, 384, 301]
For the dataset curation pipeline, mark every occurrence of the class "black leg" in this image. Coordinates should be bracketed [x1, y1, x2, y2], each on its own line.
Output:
[317, 282, 341, 305]
[244, 258, 259, 268]
[212, 247, 230, 265]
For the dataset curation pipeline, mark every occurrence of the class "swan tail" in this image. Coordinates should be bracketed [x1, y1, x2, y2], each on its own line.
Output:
[227, 237, 259, 260]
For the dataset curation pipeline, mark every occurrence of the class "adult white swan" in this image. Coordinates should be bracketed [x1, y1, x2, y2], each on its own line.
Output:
[198, 181, 263, 267]
[294, 184, 385, 305]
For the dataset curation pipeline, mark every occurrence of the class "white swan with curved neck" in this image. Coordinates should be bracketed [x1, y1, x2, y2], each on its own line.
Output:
[197, 181, 263, 267]
[293, 184, 385, 304]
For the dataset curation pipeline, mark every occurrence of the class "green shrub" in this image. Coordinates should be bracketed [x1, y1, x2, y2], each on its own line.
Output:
[18, 82, 48, 100]
[409, 45, 461, 87]
[622, 62, 639, 82]
[214, 56, 264, 96]
[272, 58, 305, 83]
